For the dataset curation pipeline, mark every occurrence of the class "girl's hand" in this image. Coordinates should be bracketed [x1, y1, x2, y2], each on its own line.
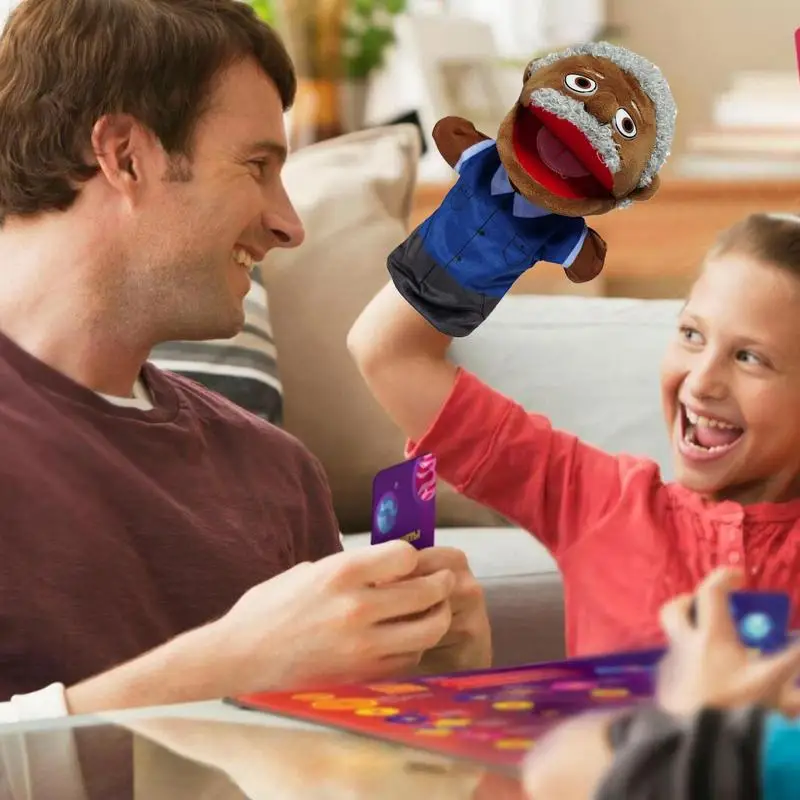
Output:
[656, 566, 800, 717]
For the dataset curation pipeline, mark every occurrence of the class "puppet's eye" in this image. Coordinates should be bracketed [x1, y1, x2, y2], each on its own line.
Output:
[613, 108, 637, 139]
[564, 74, 597, 94]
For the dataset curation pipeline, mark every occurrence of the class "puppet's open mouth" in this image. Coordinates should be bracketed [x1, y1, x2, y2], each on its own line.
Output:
[512, 104, 615, 200]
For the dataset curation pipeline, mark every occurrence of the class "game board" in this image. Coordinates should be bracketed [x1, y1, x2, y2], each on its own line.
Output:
[231, 455, 793, 771]
[229, 648, 666, 771]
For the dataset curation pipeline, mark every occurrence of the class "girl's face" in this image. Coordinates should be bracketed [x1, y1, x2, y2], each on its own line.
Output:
[660, 251, 800, 504]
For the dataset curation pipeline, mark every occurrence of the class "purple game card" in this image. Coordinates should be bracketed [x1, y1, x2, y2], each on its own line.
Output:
[730, 590, 790, 654]
[371, 454, 436, 549]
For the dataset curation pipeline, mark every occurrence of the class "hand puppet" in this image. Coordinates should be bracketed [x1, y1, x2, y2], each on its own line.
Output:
[388, 41, 677, 336]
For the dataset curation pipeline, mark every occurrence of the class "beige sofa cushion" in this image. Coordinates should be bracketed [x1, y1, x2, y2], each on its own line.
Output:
[263, 125, 504, 533]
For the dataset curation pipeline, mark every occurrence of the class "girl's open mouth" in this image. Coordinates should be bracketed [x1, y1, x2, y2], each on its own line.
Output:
[678, 403, 745, 462]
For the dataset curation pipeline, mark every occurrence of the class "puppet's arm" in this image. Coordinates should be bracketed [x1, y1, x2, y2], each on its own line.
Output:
[431, 116, 490, 169]
[564, 227, 607, 283]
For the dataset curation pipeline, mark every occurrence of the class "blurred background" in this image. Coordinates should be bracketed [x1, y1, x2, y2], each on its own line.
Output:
[0, 0, 798, 298]
[245, 0, 800, 298]
[249, 0, 800, 180]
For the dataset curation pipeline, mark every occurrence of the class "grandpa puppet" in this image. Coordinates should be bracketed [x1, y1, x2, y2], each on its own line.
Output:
[388, 41, 677, 337]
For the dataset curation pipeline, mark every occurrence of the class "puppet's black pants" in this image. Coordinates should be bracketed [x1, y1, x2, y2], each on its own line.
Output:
[387, 230, 501, 338]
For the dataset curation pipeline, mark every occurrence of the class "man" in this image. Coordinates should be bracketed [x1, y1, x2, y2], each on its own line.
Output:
[0, 0, 491, 721]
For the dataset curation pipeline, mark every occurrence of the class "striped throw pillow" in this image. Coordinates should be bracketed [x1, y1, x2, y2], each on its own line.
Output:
[149, 265, 283, 423]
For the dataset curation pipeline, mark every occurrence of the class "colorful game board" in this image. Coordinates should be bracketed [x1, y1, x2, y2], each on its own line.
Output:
[229, 648, 666, 771]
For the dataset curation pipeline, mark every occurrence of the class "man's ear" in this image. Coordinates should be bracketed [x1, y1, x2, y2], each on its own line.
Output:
[90, 114, 153, 196]
[627, 173, 661, 203]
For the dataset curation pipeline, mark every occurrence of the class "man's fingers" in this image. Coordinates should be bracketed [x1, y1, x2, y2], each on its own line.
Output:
[325, 540, 420, 587]
[373, 599, 453, 656]
[413, 546, 469, 576]
[659, 592, 694, 640]
[369, 569, 456, 622]
[694, 566, 744, 637]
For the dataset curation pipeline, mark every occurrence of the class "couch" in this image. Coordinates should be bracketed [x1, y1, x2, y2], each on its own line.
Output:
[256, 124, 685, 668]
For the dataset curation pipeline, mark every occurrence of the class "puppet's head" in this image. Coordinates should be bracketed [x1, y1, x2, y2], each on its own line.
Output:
[496, 42, 677, 217]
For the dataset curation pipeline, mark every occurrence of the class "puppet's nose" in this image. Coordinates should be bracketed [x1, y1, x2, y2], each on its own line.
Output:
[588, 91, 617, 124]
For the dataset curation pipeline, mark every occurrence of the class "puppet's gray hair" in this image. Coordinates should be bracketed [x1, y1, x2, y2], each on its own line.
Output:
[525, 41, 677, 191]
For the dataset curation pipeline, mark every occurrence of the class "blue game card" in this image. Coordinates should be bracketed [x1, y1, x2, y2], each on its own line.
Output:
[371, 454, 436, 550]
[729, 591, 790, 654]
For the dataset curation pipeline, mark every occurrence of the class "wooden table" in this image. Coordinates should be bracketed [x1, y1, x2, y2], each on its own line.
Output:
[410, 179, 800, 298]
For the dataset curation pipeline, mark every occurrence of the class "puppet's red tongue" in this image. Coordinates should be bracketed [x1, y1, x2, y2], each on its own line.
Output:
[533, 108, 615, 191]
[536, 126, 591, 178]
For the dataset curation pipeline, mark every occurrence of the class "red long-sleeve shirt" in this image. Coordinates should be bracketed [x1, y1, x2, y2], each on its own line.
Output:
[409, 368, 800, 657]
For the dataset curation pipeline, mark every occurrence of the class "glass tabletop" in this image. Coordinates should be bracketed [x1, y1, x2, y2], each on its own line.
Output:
[0, 702, 527, 799]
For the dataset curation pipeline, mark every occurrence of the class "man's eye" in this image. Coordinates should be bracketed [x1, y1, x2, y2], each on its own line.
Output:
[249, 159, 268, 176]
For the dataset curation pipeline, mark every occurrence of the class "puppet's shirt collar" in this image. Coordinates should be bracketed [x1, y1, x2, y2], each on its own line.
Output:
[490, 164, 552, 218]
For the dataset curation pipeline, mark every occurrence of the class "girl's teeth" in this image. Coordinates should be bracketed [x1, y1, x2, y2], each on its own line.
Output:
[684, 407, 738, 430]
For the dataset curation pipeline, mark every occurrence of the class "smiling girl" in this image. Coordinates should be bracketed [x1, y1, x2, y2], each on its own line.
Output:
[348, 212, 800, 658]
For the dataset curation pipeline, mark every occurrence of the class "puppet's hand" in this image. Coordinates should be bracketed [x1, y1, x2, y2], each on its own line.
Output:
[564, 228, 606, 283]
[432, 116, 490, 169]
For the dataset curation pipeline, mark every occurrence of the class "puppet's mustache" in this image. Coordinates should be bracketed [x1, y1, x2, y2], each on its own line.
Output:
[527, 88, 621, 176]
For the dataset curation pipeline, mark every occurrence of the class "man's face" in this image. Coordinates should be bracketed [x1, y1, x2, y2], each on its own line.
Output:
[496, 54, 658, 217]
[132, 57, 303, 342]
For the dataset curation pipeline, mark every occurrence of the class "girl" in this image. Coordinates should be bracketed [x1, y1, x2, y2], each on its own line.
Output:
[348, 212, 800, 658]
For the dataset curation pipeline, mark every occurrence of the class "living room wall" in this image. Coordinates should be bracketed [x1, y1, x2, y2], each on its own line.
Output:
[609, 0, 798, 167]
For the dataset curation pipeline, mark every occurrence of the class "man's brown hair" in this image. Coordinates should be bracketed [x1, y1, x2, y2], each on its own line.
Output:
[710, 212, 800, 276]
[0, 0, 296, 223]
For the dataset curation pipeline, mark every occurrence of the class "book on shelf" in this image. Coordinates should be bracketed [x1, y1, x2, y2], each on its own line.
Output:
[677, 70, 800, 179]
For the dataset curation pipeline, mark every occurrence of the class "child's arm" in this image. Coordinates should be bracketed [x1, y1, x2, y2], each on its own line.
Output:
[348, 282, 627, 555]
[347, 281, 457, 443]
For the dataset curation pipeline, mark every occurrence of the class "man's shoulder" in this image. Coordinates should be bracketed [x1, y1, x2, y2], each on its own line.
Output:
[149, 364, 308, 456]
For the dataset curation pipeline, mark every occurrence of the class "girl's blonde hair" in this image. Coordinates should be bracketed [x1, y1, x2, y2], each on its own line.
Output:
[710, 213, 800, 273]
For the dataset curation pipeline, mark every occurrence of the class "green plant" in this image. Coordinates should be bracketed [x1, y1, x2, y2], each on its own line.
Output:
[245, 0, 406, 81]
[342, 0, 406, 80]
[247, 0, 276, 25]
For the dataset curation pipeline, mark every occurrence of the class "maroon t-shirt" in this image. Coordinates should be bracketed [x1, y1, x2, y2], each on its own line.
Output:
[0, 332, 342, 698]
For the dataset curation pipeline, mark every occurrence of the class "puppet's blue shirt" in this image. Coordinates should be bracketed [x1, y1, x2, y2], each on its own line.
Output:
[414, 139, 588, 297]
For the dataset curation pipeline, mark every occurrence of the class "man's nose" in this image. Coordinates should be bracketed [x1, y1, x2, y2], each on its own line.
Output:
[586, 91, 617, 125]
[264, 188, 305, 249]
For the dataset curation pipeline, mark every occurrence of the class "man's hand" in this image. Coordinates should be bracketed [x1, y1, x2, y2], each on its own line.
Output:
[656, 566, 800, 717]
[217, 540, 458, 691]
[66, 541, 456, 714]
[412, 547, 492, 674]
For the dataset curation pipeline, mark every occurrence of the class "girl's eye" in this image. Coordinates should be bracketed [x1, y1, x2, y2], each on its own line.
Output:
[736, 350, 763, 366]
[679, 325, 702, 344]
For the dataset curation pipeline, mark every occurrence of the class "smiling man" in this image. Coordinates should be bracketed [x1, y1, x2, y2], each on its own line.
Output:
[0, 0, 491, 721]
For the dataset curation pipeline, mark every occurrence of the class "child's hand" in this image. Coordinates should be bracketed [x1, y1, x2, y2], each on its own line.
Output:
[655, 566, 800, 717]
